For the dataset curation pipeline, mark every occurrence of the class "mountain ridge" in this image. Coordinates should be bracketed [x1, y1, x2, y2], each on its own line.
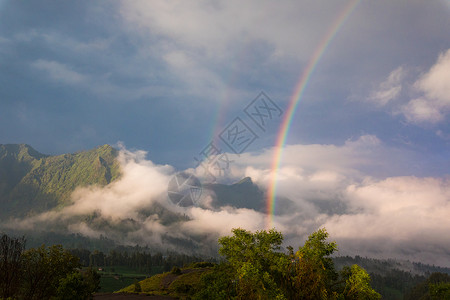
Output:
[0, 144, 121, 218]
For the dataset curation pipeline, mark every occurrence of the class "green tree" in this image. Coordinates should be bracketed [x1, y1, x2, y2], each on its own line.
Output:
[405, 272, 450, 300]
[55, 271, 93, 300]
[290, 228, 338, 299]
[195, 227, 380, 300]
[218, 228, 288, 299]
[20, 244, 80, 299]
[429, 282, 450, 300]
[341, 265, 381, 300]
[80, 267, 101, 296]
[194, 263, 237, 300]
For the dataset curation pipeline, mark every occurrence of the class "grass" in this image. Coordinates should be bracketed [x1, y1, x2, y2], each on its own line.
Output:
[117, 266, 213, 298]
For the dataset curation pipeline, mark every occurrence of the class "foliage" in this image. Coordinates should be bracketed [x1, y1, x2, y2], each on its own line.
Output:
[404, 272, 450, 300]
[132, 279, 142, 293]
[195, 227, 380, 300]
[193, 263, 237, 300]
[55, 268, 100, 300]
[334, 255, 434, 300]
[0, 144, 120, 218]
[168, 270, 206, 296]
[429, 282, 450, 299]
[0, 234, 100, 299]
[0, 234, 25, 299]
[340, 265, 381, 299]
[288, 228, 338, 299]
[218, 228, 288, 299]
[20, 244, 81, 299]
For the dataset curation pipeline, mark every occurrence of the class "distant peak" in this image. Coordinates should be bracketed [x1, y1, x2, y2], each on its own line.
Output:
[98, 144, 113, 149]
[0, 143, 46, 159]
[236, 177, 253, 185]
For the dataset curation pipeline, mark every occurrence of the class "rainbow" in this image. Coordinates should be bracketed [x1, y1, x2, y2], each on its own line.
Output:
[266, 0, 360, 229]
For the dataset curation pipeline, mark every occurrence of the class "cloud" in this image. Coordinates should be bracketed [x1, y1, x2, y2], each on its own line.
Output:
[116, 0, 361, 100]
[118, 1, 343, 61]
[399, 49, 450, 124]
[32, 59, 86, 85]
[3, 139, 450, 265]
[399, 97, 445, 124]
[323, 176, 450, 266]
[369, 49, 450, 124]
[416, 49, 450, 105]
[368, 67, 405, 106]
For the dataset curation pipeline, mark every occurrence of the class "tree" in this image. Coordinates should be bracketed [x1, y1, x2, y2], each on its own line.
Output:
[429, 282, 450, 300]
[290, 228, 338, 299]
[196, 227, 380, 300]
[218, 228, 288, 299]
[0, 234, 25, 298]
[55, 267, 100, 300]
[194, 263, 237, 300]
[341, 265, 381, 300]
[405, 272, 450, 300]
[20, 244, 80, 299]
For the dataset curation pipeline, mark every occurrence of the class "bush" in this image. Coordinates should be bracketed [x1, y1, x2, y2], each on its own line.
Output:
[133, 279, 142, 293]
[171, 266, 181, 275]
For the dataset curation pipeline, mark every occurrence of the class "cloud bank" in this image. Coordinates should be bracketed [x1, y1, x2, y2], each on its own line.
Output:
[5, 137, 449, 267]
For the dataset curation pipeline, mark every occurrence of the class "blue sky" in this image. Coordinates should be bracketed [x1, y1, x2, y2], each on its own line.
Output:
[1, 0, 450, 266]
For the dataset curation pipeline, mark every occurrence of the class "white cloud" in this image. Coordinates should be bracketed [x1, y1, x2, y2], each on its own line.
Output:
[5, 139, 450, 265]
[416, 49, 450, 105]
[399, 97, 444, 124]
[368, 66, 405, 106]
[323, 176, 450, 266]
[366, 49, 450, 124]
[399, 49, 450, 124]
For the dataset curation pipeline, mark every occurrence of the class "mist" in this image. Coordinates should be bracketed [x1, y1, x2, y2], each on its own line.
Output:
[5, 138, 450, 267]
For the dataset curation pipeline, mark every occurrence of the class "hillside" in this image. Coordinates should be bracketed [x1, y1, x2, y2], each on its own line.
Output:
[0, 144, 275, 254]
[118, 263, 213, 299]
[0, 144, 120, 218]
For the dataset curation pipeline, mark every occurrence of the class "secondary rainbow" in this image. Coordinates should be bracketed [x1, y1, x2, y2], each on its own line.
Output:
[266, 0, 360, 229]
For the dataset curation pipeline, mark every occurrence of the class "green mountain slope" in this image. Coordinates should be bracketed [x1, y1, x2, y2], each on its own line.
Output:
[0, 144, 120, 218]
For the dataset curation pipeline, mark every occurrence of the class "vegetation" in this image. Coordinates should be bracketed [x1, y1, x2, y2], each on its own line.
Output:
[120, 228, 381, 299]
[0, 233, 100, 299]
[404, 272, 450, 300]
[4, 228, 448, 299]
[67, 246, 213, 293]
[0, 144, 120, 218]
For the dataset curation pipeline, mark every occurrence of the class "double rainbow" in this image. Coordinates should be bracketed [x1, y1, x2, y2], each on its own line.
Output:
[266, 0, 360, 229]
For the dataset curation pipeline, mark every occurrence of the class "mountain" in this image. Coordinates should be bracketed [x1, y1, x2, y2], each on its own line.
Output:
[0, 144, 120, 218]
[204, 177, 296, 214]
[203, 177, 264, 210]
[0, 143, 294, 254]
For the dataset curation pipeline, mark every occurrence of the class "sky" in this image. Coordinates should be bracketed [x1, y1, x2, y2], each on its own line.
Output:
[1, 1, 450, 266]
